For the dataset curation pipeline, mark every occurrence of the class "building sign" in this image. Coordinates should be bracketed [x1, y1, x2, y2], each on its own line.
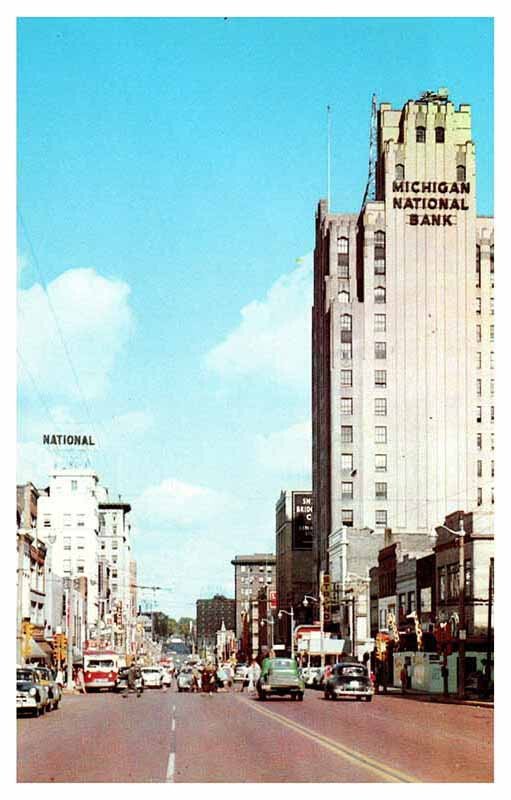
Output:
[292, 492, 313, 550]
[392, 180, 471, 226]
[43, 434, 96, 446]
[269, 590, 278, 610]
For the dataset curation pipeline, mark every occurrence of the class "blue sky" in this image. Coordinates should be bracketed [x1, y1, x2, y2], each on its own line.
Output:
[16, 16, 494, 618]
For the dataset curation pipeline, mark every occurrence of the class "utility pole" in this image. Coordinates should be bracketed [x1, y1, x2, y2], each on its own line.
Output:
[66, 577, 74, 690]
[485, 557, 494, 691]
[319, 570, 325, 669]
[458, 518, 466, 700]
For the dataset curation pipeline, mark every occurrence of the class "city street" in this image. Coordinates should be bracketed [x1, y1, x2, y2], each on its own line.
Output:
[17, 687, 493, 783]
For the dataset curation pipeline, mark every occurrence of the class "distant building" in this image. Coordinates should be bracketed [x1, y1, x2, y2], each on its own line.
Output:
[231, 553, 276, 645]
[98, 491, 133, 651]
[275, 491, 314, 649]
[196, 594, 236, 648]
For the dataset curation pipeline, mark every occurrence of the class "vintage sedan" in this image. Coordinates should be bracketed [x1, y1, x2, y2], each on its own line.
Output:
[176, 668, 195, 692]
[16, 666, 48, 717]
[257, 658, 305, 701]
[140, 666, 163, 689]
[323, 661, 374, 702]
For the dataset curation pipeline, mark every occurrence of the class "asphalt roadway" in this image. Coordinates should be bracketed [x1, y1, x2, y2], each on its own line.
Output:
[17, 685, 493, 783]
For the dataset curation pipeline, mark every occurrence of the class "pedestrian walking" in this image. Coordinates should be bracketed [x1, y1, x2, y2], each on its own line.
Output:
[247, 658, 261, 693]
[77, 667, 87, 694]
[400, 665, 407, 694]
[55, 667, 64, 690]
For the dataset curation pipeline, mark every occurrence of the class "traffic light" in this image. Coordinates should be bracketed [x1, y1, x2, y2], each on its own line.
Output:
[21, 621, 34, 639]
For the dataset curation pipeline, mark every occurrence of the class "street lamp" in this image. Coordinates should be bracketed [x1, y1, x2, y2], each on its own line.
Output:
[277, 607, 295, 658]
[303, 591, 325, 667]
[438, 518, 466, 700]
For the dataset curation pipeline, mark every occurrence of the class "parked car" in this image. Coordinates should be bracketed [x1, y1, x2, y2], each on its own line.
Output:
[37, 665, 62, 711]
[257, 658, 305, 701]
[16, 666, 48, 717]
[115, 666, 144, 693]
[323, 661, 374, 702]
[140, 666, 163, 689]
[177, 668, 194, 692]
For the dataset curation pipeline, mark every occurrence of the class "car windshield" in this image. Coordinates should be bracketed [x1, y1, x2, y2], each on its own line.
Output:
[336, 665, 365, 677]
[87, 660, 115, 669]
[269, 660, 296, 671]
[17, 670, 36, 681]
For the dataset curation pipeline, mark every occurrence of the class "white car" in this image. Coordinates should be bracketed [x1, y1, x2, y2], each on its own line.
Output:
[140, 667, 163, 688]
[301, 666, 323, 687]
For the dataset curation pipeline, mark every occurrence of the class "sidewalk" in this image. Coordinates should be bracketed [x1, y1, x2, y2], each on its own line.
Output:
[380, 686, 493, 708]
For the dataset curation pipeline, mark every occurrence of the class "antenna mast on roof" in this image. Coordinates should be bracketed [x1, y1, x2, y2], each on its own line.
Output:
[361, 93, 378, 210]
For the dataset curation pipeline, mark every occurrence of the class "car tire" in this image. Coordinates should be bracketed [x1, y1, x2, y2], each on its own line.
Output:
[365, 695, 372, 702]
[259, 691, 266, 701]
[324, 691, 330, 700]
[297, 693, 304, 701]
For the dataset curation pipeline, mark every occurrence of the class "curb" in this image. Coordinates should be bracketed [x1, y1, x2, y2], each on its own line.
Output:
[380, 689, 493, 708]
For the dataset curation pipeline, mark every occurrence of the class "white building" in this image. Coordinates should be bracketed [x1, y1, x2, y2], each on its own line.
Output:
[37, 468, 101, 636]
[312, 89, 494, 585]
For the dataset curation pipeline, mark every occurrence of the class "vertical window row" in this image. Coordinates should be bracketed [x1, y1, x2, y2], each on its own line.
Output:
[374, 230, 385, 277]
[337, 236, 349, 279]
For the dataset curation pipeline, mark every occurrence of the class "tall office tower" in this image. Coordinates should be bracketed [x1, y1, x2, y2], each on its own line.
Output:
[312, 89, 494, 584]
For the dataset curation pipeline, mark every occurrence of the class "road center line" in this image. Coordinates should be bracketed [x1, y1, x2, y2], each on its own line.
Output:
[166, 752, 175, 783]
[171, 718, 176, 732]
[236, 697, 418, 783]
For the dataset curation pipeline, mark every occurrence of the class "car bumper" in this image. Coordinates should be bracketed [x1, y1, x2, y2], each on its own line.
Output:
[17, 696, 38, 708]
[334, 688, 374, 697]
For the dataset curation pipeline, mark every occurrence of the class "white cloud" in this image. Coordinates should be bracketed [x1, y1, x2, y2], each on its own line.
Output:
[255, 419, 312, 478]
[204, 255, 312, 387]
[134, 478, 236, 528]
[18, 268, 134, 400]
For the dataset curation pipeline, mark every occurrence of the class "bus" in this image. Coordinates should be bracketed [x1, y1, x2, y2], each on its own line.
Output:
[83, 649, 119, 691]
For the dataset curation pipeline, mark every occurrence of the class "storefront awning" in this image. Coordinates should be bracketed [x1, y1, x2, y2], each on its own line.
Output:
[26, 639, 52, 662]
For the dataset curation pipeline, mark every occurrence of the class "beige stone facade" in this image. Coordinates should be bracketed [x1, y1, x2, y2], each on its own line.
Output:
[312, 91, 494, 583]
